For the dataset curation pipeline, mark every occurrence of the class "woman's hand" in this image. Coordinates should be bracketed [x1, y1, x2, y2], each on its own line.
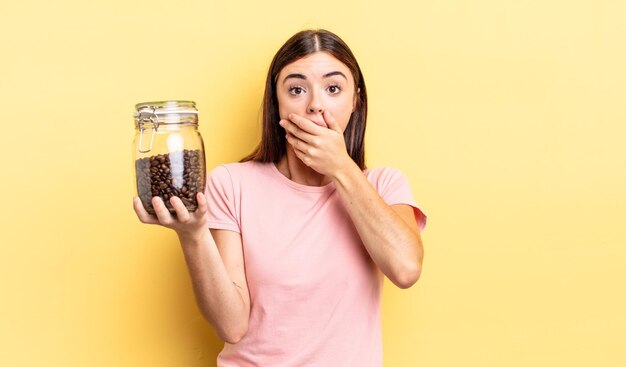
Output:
[133, 192, 209, 242]
[280, 110, 354, 178]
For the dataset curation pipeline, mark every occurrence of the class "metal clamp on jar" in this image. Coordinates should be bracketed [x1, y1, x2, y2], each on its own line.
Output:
[132, 100, 206, 214]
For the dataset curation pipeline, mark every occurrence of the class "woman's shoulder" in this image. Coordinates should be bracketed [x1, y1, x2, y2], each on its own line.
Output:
[208, 160, 271, 181]
[364, 165, 413, 192]
[214, 160, 269, 172]
[364, 165, 407, 180]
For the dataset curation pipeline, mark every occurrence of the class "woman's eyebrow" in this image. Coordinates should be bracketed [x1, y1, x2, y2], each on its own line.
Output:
[283, 73, 306, 84]
[323, 71, 347, 80]
[282, 71, 348, 84]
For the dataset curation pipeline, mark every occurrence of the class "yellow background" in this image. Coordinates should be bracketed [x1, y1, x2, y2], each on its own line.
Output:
[1, 0, 624, 365]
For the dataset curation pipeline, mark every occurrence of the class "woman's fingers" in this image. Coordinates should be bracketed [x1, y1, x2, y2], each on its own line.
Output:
[133, 197, 159, 224]
[288, 113, 325, 133]
[285, 132, 305, 152]
[152, 196, 174, 225]
[195, 192, 208, 216]
[137, 193, 207, 229]
[281, 119, 315, 144]
[170, 196, 191, 223]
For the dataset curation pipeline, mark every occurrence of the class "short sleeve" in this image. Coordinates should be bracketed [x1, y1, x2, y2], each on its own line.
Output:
[376, 167, 428, 232]
[204, 165, 241, 233]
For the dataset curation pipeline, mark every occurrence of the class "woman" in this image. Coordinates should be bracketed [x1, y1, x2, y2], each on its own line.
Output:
[133, 29, 427, 366]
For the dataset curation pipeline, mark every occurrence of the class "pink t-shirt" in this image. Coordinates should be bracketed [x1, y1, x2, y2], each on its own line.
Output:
[205, 160, 427, 367]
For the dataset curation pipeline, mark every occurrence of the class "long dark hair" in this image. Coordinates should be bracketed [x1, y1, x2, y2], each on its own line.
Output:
[239, 29, 368, 170]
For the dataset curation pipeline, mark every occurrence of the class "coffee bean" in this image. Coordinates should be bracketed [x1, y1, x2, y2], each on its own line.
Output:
[135, 149, 205, 215]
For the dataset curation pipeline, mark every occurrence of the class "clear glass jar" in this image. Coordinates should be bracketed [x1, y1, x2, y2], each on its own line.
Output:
[132, 100, 206, 215]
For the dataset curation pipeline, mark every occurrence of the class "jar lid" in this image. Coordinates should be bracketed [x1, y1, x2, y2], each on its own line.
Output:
[134, 100, 199, 126]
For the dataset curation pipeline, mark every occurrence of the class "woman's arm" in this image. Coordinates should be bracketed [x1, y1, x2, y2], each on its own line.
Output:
[133, 194, 250, 343]
[331, 162, 424, 289]
[280, 112, 424, 288]
[178, 229, 250, 344]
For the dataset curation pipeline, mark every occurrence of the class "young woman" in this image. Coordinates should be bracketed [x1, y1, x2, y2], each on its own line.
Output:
[133, 29, 427, 366]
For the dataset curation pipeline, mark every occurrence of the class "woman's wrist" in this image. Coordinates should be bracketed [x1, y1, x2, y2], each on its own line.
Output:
[176, 227, 210, 247]
[330, 158, 360, 185]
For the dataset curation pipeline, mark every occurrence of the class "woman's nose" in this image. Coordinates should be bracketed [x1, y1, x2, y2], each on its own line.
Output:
[307, 91, 324, 114]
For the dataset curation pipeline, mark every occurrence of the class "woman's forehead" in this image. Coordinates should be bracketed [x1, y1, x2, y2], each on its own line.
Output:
[279, 52, 351, 79]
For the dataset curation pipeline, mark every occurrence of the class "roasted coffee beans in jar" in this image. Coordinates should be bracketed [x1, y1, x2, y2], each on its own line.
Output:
[132, 101, 206, 215]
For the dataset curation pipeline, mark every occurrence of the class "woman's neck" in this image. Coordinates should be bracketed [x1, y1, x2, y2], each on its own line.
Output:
[276, 146, 332, 187]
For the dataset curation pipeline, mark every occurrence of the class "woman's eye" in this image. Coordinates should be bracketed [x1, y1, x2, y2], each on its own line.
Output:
[327, 85, 341, 94]
[289, 86, 305, 95]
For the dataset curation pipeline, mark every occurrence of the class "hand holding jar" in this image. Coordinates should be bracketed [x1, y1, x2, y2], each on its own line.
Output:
[131, 100, 209, 241]
[133, 193, 210, 242]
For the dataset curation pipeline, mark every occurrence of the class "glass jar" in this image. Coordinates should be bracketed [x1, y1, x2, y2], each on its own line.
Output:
[132, 100, 206, 215]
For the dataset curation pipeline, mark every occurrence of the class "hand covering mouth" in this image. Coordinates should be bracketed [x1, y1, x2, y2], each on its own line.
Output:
[310, 120, 327, 128]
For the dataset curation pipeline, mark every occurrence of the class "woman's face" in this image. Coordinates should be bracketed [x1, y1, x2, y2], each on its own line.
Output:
[276, 52, 358, 132]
